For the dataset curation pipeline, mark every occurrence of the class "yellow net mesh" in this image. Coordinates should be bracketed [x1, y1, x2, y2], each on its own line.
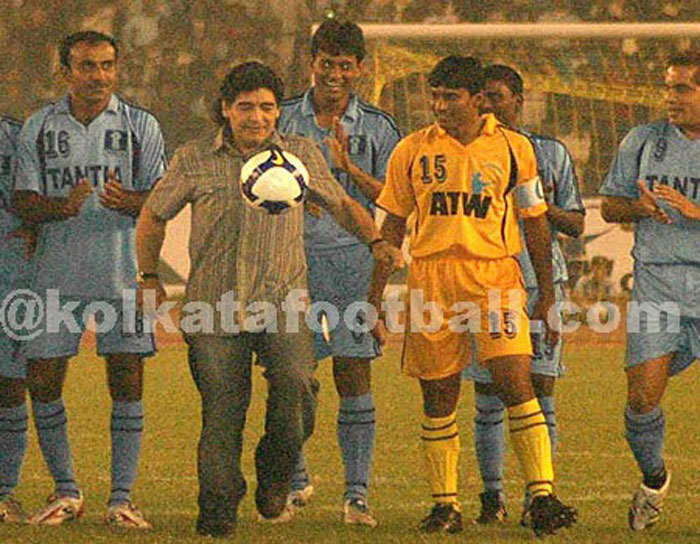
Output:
[358, 37, 679, 195]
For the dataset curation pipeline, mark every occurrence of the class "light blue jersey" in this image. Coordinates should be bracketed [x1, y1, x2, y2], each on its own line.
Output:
[279, 90, 401, 251]
[601, 120, 700, 369]
[0, 116, 31, 292]
[600, 121, 700, 266]
[518, 132, 585, 288]
[15, 95, 167, 299]
[0, 115, 31, 378]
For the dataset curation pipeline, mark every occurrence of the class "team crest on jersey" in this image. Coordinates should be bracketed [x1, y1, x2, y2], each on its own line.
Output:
[652, 136, 667, 162]
[347, 135, 367, 155]
[0, 155, 10, 176]
[471, 172, 491, 194]
[104, 130, 128, 153]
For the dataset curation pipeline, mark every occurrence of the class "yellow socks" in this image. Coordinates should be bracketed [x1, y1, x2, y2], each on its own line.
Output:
[508, 398, 554, 497]
[422, 412, 460, 505]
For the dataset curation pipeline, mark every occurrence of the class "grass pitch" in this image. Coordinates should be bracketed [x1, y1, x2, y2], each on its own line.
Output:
[1, 330, 699, 543]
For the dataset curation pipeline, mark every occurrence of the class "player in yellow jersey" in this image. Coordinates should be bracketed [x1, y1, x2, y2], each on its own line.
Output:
[368, 56, 577, 537]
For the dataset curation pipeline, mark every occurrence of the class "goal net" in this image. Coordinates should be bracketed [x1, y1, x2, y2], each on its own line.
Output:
[357, 23, 700, 197]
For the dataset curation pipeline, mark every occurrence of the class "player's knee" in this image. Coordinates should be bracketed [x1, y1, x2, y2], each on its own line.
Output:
[26, 360, 64, 402]
[422, 387, 460, 417]
[334, 371, 371, 397]
[532, 374, 555, 397]
[107, 354, 144, 401]
[627, 386, 661, 414]
[333, 357, 371, 397]
[474, 381, 499, 396]
[0, 377, 26, 407]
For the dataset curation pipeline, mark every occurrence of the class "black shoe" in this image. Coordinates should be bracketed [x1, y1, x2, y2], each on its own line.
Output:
[418, 503, 463, 534]
[255, 480, 288, 520]
[475, 490, 507, 525]
[529, 494, 578, 537]
[196, 517, 237, 538]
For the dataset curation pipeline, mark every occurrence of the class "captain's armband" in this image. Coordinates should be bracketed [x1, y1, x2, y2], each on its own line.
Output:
[514, 175, 546, 212]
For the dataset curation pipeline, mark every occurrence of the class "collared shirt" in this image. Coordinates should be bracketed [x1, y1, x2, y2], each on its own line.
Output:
[145, 127, 347, 334]
[279, 90, 401, 251]
[378, 114, 546, 260]
[518, 131, 585, 288]
[0, 115, 32, 291]
[14, 94, 167, 299]
[600, 120, 700, 265]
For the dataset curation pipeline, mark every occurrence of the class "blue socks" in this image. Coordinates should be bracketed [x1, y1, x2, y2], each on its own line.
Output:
[32, 399, 80, 498]
[0, 403, 28, 500]
[110, 400, 144, 506]
[538, 396, 558, 458]
[338, 393, 375, 502]
[625, 405, 666, 482]
[474, 393, 506, 493]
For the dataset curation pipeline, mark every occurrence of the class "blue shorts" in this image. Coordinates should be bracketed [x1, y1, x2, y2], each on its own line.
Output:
[306, 244, 380, 361]
[463, 283, 566, 383]
[625, 263, 700, 374]
[22, 297, 155, 360]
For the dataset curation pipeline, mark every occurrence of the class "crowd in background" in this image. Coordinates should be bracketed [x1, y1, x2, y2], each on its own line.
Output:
[1, 0, 697, 151]
[1, 0, 688, 301]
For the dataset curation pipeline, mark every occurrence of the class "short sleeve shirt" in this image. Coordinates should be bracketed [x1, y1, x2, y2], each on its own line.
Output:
[378, 114, 546, 260]
[14, 95, 167, 299]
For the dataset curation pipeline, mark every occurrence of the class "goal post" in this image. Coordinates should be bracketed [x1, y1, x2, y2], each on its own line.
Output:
[355, 22, 700, 197]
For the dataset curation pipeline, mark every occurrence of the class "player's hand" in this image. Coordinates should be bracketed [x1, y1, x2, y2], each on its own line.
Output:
[637, 180, 671, 224]
[371, 316, 388, 347]
[64, 178, 93, 217]
[6, 225, 38, 259]
[136, 278, 167, 316]
[371, 240, 404, 272]
[653, 184, 700, 221]
[326, 117, 350, 172]
[531, 294, 560, 348]
[99, 170, 142, 215]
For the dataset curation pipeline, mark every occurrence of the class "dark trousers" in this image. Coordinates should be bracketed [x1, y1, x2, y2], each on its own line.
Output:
[185, 328, 317, 522]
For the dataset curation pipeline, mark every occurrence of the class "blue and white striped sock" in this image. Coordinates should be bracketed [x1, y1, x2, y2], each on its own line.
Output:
[625, 405, 665, 483]
[32, 398, 79, 498]
[110, 400, 144, 506]
[0, 403, 28, 500]
[338, 393, 375, 502]
[474, 393, 506, 493]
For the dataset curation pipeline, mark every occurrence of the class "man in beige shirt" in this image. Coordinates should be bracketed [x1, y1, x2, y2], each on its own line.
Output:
[135, 61, 401, 537]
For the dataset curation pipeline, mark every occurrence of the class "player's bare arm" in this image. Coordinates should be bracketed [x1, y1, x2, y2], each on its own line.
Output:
[653, 184, 700, 221]
[5, 222, 39, 259]
[601, 180, 671, 224]
[543, 185, 584, 237]
[135, 205, 167, 311]
[99, 169, 152, 216]
[367, 213, 406, 345]
[545, 204, 584, 238]
[522, 214, 559, 346]
[326, 117, 383, 201]
[312, 191, 403, 270]
[12, 178, 93, 223]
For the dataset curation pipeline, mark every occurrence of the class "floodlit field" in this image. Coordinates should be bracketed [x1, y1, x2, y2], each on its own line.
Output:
[1, 329, 699, 543]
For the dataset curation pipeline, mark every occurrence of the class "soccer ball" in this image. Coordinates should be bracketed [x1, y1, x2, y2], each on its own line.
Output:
[239, 146, 309, 214]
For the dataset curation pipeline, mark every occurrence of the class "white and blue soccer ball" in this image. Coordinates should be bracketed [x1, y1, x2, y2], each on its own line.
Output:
[239, 146, 309, 215]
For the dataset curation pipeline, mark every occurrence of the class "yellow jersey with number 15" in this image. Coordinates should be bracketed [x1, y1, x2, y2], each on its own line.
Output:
[378, 113, 546, 260]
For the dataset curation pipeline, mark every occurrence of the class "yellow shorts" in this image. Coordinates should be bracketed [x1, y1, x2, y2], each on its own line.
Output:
[401, 255, 532, 380]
